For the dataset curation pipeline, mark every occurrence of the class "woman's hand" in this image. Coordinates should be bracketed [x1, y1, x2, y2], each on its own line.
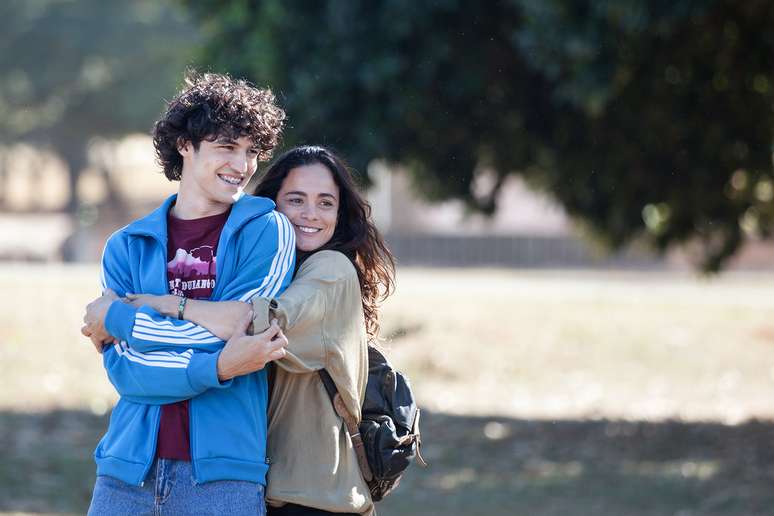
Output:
[81, 288, 120, 353]
[125, 293, 179, 317]
[216, 311, 288, 381]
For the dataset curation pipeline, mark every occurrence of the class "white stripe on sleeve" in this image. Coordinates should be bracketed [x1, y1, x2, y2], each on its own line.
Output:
[239, 212, 294, 302]
[135, 313, 214, 334]
[130, 330, 222, 345]
[267, 214, 294, 298]
[132, 325, 215, 341]
[258, 212, 289, 299]
[131, 313, 221, 344]
[113, 341, 192, 369]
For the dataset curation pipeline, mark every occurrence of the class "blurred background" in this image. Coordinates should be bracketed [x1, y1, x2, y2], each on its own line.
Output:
[2, 1, 774, 514]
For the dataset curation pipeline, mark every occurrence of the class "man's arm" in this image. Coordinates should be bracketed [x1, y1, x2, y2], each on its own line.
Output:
[94, 229, 229, 404]
[93, 212, 295, 401]
[100, 311, 287, 405]
[108, 211, 295, 354]
[101, 339, 221, 405]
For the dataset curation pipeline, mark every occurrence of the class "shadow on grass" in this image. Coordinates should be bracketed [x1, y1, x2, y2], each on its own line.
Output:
[380, 412, 774, 516]
[3, 410, 774, 515]
[0, 409, 108, 514]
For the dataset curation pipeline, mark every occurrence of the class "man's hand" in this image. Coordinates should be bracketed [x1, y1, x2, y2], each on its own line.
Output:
[217, 311, 287, 381]
[82, 288, 120, 353]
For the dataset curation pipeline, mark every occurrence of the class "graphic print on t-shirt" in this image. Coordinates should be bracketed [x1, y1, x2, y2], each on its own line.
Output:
[167, 245, 217, 298]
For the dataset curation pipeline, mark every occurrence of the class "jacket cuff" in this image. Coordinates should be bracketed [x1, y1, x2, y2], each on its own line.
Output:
[187, 350, 233, 392]
[105, 300, 138, 342]
[250, 297, 272, 335]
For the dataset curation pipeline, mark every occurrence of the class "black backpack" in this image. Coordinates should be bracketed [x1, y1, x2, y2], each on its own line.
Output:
[318, 345, 427, 501]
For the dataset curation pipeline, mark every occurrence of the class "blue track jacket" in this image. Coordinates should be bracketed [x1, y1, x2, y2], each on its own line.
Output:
[95, 194, 295, 486]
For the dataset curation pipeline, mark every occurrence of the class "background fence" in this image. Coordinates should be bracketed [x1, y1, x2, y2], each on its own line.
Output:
[385, 234, 665, 269]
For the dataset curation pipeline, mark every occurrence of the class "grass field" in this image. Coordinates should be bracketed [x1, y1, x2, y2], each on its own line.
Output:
[3, 265, 774, 515]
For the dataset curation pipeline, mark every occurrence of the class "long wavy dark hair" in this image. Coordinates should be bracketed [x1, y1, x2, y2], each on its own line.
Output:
[253, 146, 395, 342]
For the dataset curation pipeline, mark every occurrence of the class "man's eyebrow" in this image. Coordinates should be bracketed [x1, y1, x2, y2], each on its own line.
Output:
[214, 137, 237, 144]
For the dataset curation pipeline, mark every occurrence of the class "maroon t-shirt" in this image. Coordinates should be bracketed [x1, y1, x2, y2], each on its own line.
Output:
[156, 207, 230, 461]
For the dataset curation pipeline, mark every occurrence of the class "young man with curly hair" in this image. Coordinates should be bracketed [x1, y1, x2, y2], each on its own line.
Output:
[81, 72, 295, 515]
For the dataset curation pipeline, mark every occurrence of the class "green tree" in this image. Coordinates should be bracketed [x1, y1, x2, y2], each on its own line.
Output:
[185, 0, 774, 270]
[0, 0, 197, 213]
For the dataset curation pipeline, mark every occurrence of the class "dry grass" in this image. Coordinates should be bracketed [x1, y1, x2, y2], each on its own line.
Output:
[2, 265, 774, 515]
[382, 268, 774, 423]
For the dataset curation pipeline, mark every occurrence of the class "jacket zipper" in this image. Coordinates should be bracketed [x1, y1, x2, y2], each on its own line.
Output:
[137, 407, 161, 486]
[136, 234, 167, 488]
[190, 396, 198, 484]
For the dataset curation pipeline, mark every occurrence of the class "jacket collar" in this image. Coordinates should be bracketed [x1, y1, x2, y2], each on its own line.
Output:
[125, 193, 276, 241]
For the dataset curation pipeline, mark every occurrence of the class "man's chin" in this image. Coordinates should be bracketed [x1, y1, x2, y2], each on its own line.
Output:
[231, 187, 245, 202]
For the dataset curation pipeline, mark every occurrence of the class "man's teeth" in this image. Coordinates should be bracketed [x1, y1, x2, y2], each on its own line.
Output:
[297, 225, 321, 233]
[219, 175, 242, 185]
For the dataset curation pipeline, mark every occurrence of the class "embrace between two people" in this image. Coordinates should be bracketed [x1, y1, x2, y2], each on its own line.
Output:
[80, 72, 395, 516]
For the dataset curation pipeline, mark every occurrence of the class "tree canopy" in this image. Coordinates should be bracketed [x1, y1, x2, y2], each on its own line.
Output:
[183, 0, 774, 270]
[0, 0, 196, 212]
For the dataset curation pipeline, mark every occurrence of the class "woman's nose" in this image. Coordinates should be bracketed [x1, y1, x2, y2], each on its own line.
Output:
[301, 204, 318, 220]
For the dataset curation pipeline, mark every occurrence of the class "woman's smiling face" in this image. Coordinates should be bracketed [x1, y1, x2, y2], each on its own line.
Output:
[275, 163, 340, 252]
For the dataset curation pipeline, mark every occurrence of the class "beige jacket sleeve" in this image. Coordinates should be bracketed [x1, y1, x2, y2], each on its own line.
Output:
[251, 250, 367, 419]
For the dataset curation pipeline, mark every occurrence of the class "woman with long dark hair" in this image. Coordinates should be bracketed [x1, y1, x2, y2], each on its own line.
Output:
[128, 146, 395, 515]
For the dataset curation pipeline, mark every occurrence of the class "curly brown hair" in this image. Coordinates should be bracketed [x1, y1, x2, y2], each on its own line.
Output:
[254, 146, 396, 342]
[152, 72, 285, 181]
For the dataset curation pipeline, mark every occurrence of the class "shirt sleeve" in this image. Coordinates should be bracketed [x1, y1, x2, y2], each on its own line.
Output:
[251, 251, 360, 373]
[101, 338, 226, 405]
[251, 251, 367, 420]
[251, 281, 328, 373]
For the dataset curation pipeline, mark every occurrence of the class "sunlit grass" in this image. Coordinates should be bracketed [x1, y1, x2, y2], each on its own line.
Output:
[381, 268, 774, 424]
[5, 265, 774, 423]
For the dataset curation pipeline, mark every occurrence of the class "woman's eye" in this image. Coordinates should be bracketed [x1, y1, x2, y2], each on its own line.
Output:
[288, 198, 302, 204]
[321, 201, 334, 208]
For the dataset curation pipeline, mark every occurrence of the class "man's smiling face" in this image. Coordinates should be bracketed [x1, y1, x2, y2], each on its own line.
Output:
[178, 135, 259, 210]
[275, 162, 339, 252]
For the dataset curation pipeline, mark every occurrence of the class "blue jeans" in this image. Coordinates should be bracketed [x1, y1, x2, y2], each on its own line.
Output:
[88, 459, 266, 516]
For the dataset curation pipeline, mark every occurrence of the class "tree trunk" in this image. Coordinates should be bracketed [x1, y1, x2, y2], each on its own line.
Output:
[55, 141, 87, 216]
[0, 147, 7, 210]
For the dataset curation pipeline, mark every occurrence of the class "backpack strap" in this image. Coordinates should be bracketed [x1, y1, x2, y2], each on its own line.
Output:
[410, 408, 428, 467]
[266, 362, 277, 404]
[318, 369, 374, 482]
[317, 367, 338, 401]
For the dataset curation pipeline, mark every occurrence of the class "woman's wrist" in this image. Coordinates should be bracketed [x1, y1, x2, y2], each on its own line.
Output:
[164, 295, 180, 317]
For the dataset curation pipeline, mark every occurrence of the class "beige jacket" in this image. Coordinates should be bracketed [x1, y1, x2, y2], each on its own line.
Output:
[251, 250, 373, 515]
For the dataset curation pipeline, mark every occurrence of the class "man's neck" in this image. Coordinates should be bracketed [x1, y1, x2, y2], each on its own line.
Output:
[171, 189, 231, 220]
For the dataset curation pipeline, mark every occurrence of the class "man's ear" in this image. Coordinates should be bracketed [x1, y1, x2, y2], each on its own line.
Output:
[177, 138, 192, 157]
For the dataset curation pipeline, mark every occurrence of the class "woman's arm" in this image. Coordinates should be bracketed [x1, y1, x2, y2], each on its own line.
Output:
[126, 294, 251, 341]
[251, 251, 363, 374]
